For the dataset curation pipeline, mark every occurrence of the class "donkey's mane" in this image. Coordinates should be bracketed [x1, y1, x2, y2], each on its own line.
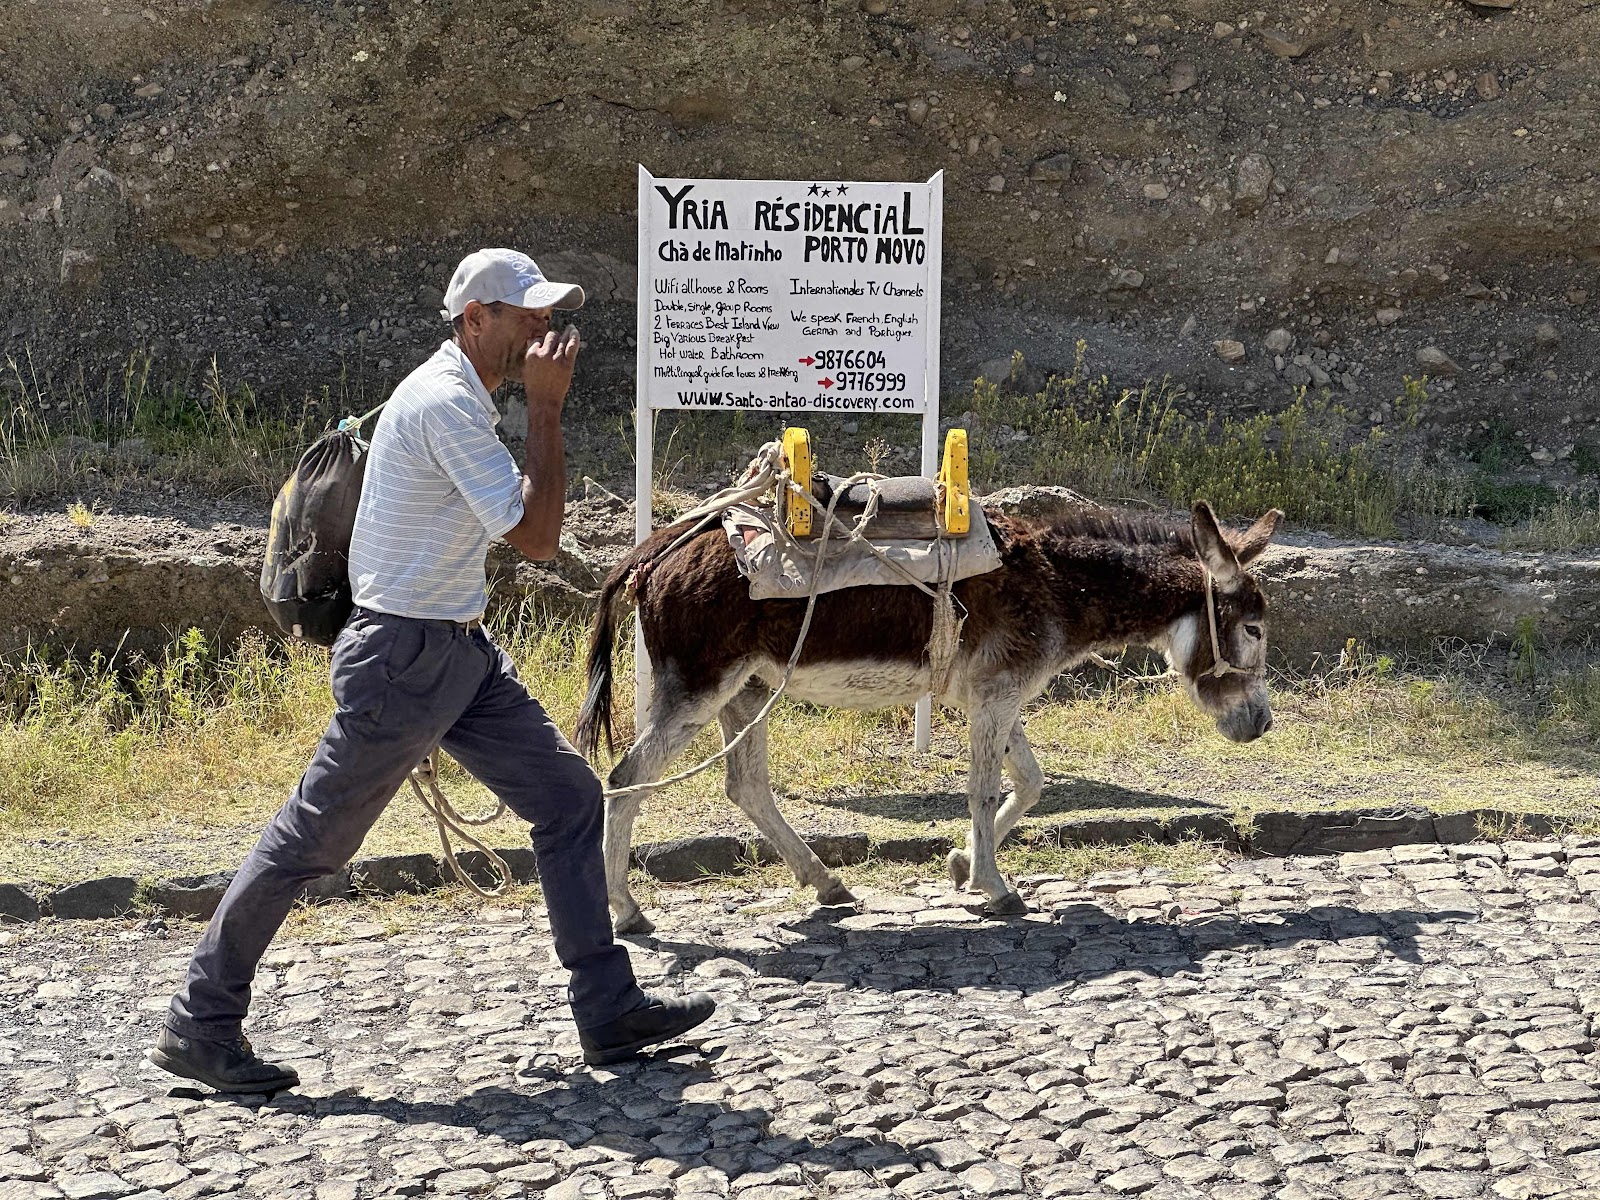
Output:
[1039, 505, 1196, 555]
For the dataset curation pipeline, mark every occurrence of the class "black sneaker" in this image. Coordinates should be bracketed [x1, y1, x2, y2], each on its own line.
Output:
[148, 1027, 300, 1094]
[578, 992, 717, 1066]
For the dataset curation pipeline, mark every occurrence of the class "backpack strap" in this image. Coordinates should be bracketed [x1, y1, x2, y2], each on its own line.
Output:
[336, 400, 388, 445]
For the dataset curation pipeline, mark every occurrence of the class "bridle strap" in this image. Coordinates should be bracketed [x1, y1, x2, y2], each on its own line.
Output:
[1203, 569, 1263, 679]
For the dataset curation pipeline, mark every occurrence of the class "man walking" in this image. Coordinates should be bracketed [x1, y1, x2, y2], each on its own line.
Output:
[151, 249, 713, 1092]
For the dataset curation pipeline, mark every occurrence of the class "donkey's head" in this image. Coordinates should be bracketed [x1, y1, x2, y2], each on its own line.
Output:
[1168, 502, 1283, 744]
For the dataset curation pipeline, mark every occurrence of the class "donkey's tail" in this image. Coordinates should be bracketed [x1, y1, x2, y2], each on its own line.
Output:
[575, 522, 695, 762]
[575, 564, 631, 763]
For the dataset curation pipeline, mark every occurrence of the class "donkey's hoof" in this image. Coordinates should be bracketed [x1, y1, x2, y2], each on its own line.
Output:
[946, 850, 972, 889]
[613, 909, 656, 937]
[983, 891, 1029, 917]
[816, 880, 858, 908]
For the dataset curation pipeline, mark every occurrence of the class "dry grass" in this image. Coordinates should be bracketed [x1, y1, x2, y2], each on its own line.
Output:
[2, 617, 1598, 886]
[7, 345, 1598, 551]
[1500, 490, 1600, 551]
[967, 350, 1473, 536]
[2, 351, 326, 506]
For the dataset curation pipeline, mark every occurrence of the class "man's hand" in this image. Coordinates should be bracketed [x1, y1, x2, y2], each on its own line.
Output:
[523, 326, 581, 409]
[503, 325, 578, 562]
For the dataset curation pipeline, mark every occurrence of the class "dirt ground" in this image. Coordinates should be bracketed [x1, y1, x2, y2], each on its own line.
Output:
[2, 0, 1598, 490]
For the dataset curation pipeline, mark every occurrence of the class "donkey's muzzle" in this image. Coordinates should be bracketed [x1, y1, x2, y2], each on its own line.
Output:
[1217, 697, 1273, 744]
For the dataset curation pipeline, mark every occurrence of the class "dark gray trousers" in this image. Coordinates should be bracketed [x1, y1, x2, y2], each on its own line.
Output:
[168, 608, 646, 1039]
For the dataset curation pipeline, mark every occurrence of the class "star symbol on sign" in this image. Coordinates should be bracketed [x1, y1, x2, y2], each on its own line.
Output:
[821, 188, 832, 197]
[836, 184, 849, 195]
[808, 183, 821, 195]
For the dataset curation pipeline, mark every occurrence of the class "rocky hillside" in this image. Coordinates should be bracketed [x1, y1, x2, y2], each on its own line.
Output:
[2, 0, 1597, 486]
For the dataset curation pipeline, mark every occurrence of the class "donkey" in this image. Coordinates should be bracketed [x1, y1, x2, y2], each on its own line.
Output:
[575, 500, 1283, 934]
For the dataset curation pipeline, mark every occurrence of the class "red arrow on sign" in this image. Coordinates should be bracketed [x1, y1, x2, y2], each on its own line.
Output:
[798, 356, 815, 366]
[818, 377, 835, 389]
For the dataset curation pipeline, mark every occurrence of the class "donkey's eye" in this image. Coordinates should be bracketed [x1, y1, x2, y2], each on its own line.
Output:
[1244, 624, 1263, 640]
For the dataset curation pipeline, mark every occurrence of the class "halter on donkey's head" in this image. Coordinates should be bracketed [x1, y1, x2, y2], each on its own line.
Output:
[1202, 569, 1264, 679]
[1192, 500, 1282, 681]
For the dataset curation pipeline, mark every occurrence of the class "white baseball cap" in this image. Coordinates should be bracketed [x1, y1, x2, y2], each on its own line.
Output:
[441, 248, 585, 320]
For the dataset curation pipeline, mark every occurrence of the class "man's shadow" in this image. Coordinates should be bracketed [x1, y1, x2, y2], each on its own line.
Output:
[194, 1040, 925, 1188]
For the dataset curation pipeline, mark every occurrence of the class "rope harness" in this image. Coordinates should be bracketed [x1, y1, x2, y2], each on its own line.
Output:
[604, 445, 967, 802]
[406, 445, 1250, 898]
[412, 443, 968, 897]
[1089, 567, 1259, 685]
[1202, 569, 1263, 679]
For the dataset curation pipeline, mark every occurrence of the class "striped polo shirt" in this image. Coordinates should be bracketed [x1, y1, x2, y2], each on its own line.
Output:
[348, 340, 524, 621]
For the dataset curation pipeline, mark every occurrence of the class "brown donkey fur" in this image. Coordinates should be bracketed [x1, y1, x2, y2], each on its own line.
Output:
[577, 501, 1283, 934]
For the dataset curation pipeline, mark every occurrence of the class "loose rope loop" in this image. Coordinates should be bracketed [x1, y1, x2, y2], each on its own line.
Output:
[603, 461, 877, 800]
[605, 452, 969, 800]
[408, 751, 514, 898]
[415, 440, 977, 884]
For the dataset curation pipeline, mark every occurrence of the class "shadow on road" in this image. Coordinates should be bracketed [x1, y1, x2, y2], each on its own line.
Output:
[639, 901, 1475, 995]
[158, 900, 1478, 1192]
[811, 779, 1226, 823]
[190, 1045, 924, 1184]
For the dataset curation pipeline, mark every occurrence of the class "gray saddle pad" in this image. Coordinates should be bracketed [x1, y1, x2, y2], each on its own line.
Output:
[723, 501, 1002, 602]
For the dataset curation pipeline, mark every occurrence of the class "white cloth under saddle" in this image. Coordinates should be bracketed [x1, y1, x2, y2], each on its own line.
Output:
[722, 501, 1003, 601]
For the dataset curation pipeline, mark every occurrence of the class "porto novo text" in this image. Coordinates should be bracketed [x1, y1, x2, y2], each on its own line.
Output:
[657, 236, 926, 265]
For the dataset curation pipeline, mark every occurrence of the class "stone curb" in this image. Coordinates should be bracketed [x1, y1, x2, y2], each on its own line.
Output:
[0, 805, 1572, 923]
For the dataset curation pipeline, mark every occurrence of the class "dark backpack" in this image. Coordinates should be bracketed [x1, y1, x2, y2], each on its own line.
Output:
[260, 416, 377, 645]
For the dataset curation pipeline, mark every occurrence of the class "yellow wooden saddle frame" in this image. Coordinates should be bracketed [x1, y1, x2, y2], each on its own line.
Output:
[779, 425, 970, 540]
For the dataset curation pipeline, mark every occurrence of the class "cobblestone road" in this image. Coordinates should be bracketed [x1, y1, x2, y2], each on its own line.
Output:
[4, 839, 1600, 1200]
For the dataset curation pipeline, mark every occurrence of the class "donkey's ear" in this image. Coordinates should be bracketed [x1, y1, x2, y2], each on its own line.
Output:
[1191, 501, 1241, 585]
[1231, 508, 1284, 567]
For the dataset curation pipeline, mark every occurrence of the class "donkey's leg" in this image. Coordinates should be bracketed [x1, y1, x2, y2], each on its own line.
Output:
[950, 695, 1026, 915]
[604, 668, 742, 935]
[993, 720, 1046, 843]
[949, 718, 1044, 889]
[717, 685, 857, 909]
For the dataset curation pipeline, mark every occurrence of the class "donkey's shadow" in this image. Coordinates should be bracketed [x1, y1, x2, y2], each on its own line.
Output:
[638, 902, 1472, 997]
[807, 779, 1225, 823]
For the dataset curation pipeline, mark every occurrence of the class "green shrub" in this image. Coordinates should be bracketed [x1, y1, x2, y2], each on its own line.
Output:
[968, 343, 1470, 536]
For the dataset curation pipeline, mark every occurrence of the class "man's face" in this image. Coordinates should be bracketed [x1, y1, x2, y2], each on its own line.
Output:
[467, 301, 554, 379]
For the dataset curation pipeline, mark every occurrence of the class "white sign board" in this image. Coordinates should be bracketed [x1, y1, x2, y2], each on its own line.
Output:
[636, 169, 943, 414]
[633, 167, 944, 749]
